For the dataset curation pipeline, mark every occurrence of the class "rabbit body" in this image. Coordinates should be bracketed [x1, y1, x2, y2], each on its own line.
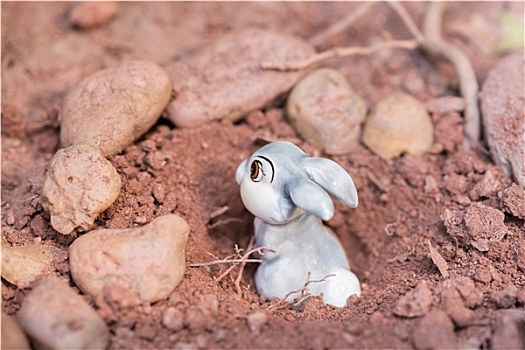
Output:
[236, 141, 361, 307]
[254, 213, 361, 307]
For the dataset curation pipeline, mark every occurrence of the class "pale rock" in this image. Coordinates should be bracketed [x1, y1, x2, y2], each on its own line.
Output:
[286, 68, 367, 154]
[70, 2, 120, 29]
[165, 28, 314, 128]
[17, 276, 109, 350]
[1, 245, 61, 287]
[246, 311, 269, 333]
[69, 214, 189, 305]
[1, 313, 31, 350]
[362, 92, 434, 160]
[61, 60, 172, 156]
[480, 54, 524, 188]
[41, 145, 121, 235]
[162, 307, 184, 331]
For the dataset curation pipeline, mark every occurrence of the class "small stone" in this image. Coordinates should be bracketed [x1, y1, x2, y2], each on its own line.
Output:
[393, 281, 433, 318]
[133, 216, 147, 225]
[152, 183, 167, 204]
[362, 92, 434, 160]
[469, 170, 503, 200]
[412, 310, 456, 350]
[6, 209, 15, 225]
[61, 60, 172, 156]
[498, 183, 525, 219]
[198, 294, 219, 314]
[165, 28, 314, 128]
[286, 68, 367, 154]
[17, 276, 109, 350]
[423, 175, 438, 193]
[41, 145, 121, 235]
[69, 2, 119, 28]
[69, 214, 189, 305]
[464, 202, 507, 252]
[442, 203, 508, 252]
[246, 311, 269, 333]
[184, 306, 208, 333]
[162, 307, 184, 331]
[1, 313, 30, 350]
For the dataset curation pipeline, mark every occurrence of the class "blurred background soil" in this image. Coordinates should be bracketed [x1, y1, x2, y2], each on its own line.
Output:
[2, 2, 524, 349]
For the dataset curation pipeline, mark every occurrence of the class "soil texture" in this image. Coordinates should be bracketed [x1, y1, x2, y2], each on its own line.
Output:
[2, 2, 524, 349]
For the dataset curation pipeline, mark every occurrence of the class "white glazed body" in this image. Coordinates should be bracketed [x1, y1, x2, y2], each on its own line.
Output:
[254, 212, 361, 307]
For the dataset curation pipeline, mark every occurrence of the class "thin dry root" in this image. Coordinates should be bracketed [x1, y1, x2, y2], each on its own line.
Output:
[267, 273, 335, 310]
[190, 239, 275, 296]
[390, 1, 481, 147]
[261, 40, 419, 72]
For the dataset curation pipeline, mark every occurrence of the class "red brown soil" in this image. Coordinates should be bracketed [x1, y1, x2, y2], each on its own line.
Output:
[2, 2, 524, 349]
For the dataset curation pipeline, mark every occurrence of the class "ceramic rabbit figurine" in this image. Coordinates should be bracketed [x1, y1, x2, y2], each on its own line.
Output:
[236, 141, 361, 307]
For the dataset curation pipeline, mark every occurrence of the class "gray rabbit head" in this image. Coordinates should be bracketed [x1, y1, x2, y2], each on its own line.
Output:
[236, 141, 358, 225]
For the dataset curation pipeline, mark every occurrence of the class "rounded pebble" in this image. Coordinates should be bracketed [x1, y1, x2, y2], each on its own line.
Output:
[162, 307, 184, 331]
[286, 68, 367, 154]
[61, 60, 172, 156]
[246, 311, 269, 333]
[361, 92, 434, 160]
[17, 276, 110, 350]
[41, 145, 121, 235]
[165, 28, 314, 128]
[481, 53, 524, 188]
[69, 214, 189, 305]
[69, 2, 119, 29]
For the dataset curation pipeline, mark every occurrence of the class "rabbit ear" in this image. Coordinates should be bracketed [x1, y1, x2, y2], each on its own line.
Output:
[288, 178, 334, 221]
[302, 157, 358, 208]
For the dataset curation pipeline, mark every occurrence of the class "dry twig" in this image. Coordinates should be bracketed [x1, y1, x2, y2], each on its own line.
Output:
[233, 236, 255, 295]
[189, 258, 263, 267]
[309, 2, 375, 48]
[190, 240, 275, 296]
[261, 40, 418, 72]
[267, 273, 335, 310]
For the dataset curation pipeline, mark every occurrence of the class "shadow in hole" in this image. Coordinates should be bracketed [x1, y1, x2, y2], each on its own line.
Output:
[193, 153, 255, 254]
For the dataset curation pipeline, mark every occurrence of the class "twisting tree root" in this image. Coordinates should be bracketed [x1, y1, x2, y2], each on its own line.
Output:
[261, 1, 481, 148]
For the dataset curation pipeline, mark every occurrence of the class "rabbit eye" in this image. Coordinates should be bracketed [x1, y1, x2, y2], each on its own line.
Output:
[250, 160, 264, 182]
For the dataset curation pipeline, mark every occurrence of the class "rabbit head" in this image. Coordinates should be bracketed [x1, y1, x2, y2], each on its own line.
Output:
[236, 141, 358, 224]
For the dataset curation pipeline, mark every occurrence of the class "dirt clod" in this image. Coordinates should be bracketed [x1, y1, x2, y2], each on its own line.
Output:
[393, 281, 433, 318]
